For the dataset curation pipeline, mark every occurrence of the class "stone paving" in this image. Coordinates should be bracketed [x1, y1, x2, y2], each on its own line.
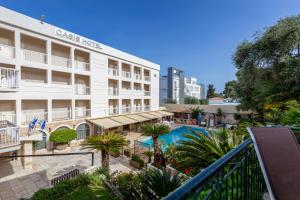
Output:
[0, 147, 137, 200]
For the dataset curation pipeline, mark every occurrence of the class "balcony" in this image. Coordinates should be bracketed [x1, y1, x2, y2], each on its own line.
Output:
[0, 120, 20, 152]
[108, 87, 118, 96]
[52, 109, 72, 121]
[75, 84, 90, 95]
[108, 68, 119, 76]
[109, 107, 119, 116]
[133, 105, 142, 112]
[122, 71, 131, 79]
[75, 60, 90, 71]
[144, 75, 151, 82]
[21, 111, 48, 125]
[122, 106, 131, 114]
[52, 55, 72, 68]
[0, 113, 16, 124]
[144, 91, 151, 96]
[144, 105, 151, 111]
[75, 108, 91, 119]
[134, 73, 142, 80]
[21, 49, 47, 64]
[0, 44, 15, 59]
[0, 67, 19, 90]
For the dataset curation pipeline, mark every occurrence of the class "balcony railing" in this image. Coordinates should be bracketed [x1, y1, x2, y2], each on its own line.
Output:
[75, 60, 90, 71]
[108, 68, 119, 76]
[0, 67, 19, 90]
[144, 91, 151, 96]
[21, 49, 47, 64]
[165, 138, 266, 200]
[0, 121, 20, 149]
[21, 111, 48, 125]
[134, 73, 141, 80]
[133, 106, 142, 112]
[0, 113, 16, 124]
[52, 55, 72, 68]
[108, 87, 118, 96]
[144, 75, 151, 81]
[75, 85, 90, 95]
[0, 44, 15, 58]
[144, 105, 151, 111]
[52, 109, 72, 121]
[122, 106, 131, 114]
[122, 71, 131, 79]
[108, 107, 119, 115]
[75, 108, 91, 119]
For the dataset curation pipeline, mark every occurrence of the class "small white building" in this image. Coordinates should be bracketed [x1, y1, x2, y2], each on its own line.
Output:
[184, 77, 205, 100]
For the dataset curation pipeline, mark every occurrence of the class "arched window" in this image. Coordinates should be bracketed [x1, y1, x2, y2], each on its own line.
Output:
[76, 124, 90, 140]
[33, 131, 47, 150]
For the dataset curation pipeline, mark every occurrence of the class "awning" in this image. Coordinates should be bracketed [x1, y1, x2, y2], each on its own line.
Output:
[126, 114, 149, 122]
[148, 111, 165, 118]
[138, 113, 158, 119]
[89, 118, 122, 129]
[110, 116, 138, 125]
[158, 110, 174, 116]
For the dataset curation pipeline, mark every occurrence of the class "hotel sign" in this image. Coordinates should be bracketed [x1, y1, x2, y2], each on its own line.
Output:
[55, 28, 102, 50]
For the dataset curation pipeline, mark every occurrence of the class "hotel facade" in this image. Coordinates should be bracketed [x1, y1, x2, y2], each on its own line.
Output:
[0, 7, 170, 164]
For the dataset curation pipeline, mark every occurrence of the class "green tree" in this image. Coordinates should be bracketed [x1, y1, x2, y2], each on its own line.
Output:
[223, 80, 238, 99]
[81, 133, 127, 171]
[206, 84, 216, 99]
[190, 107, 204, 119]
[141, 124, 170, 166]
[184, 96, 199, 104]
[174, 129, 243, 175]
[281, 100, 300, 126]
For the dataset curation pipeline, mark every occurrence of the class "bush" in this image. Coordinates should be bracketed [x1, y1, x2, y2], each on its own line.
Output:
[31, 174, 91, 200]
[131, 154, 144, 167]
[112, 172, 142, 199]
[49, 129, 77, 144]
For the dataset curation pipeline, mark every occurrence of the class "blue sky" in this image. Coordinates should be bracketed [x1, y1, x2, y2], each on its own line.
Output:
[1, 0, 300, 92]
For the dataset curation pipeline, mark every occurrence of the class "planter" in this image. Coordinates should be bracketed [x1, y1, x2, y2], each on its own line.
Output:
[124, 150, 131, 157]
[130, 160, 144, 169]
[55, 144, 68, 150]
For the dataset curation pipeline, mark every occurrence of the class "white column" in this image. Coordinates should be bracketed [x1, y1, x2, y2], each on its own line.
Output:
[70, 47, 74, 69]
[72, 99, 75, 119]
[47, 70, 52, 84]
[48, 100, 52, 123]
[46, 40, 51, 64]
[16, 99, 21, 126]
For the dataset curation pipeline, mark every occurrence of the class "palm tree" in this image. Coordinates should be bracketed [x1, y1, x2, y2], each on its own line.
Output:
[174, 129, 243, 175]
[81, 132, 127, 171]
[141, 124, 170, 166]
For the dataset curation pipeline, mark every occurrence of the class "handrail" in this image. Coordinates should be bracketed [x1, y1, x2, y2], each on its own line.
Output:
[165, 138, 253, 200]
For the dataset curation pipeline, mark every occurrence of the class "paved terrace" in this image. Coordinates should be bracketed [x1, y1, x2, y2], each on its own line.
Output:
[0, 146, 137, 200]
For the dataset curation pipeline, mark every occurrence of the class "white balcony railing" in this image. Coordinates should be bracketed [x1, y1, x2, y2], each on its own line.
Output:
[75, 85, 90, 95]
[108, 87, 118, 96]
[108, 107, 119, 115]
[144, 105, 151, 111]
[108, 68, 119, 76]
[21, 111, 48, 125]
[144, 75, 151, 82]
[133, 106, 142, 112]
[52, 55, 72, 68]
[134, 73, 142, 80]
[75, 108, 91, 119]
[0, 125, 20, 148]
[144, 91, 151, 96]
[52, 109, 72, 121]
[122, 71, 131, 79]
[0, 113, 16, 124]
[0, 44, 15, 59]
[122, 106, 131, 114]
[75, 60, 90, 71]
[21, 49, 47, 64]
[0, 67, 19, 90]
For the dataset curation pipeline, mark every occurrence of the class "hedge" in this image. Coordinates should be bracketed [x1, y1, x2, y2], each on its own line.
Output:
[49, 129, 77, 144]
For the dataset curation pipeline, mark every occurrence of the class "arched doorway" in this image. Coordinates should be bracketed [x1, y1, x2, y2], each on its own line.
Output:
[33, 131, 47, 151]
[76, 123, 90, 140]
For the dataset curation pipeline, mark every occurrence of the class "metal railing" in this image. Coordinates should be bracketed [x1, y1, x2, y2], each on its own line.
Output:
[134, 73, 142, 80]
[108, 107, 119, 115]
[21, 111, 48, 125]
[0, 67, 19, 89]
[122, 106, 131, 114]
[108, 87, 119, 96]
[75, 60, 90, 71]
[144, 105, 151, 111]
[21, 49, 47, 64]
[108, 68, 119, 76]
[133, 106, 142, 112]
[144, 91, 151, 96]
[0, 113, 16, 124]
[0, 124, 20, 148]
[122, 71, 131, 78]
[75, 108, 91, 119]
[52, 55, 72, 68]
[52, 109, 72, 121]
[75, 84, 90, 95]
[144, 75, 151, 81]
[0, 43, 15, 58]
[165, 138, 266, 200]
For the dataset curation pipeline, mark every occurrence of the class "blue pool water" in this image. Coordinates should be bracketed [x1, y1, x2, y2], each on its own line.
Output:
[142, 125, 207, 149]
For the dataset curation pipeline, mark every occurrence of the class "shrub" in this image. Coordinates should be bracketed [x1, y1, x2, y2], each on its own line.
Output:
[49, 129, 77, 144]
[131, 154, 144, 167]
[112, 172, 142, 199]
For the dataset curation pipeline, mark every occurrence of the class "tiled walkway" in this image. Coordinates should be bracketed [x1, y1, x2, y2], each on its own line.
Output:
[0, 147, 137, 200]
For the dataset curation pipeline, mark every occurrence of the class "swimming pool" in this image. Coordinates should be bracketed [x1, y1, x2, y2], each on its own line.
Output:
[142, 125, 207, 149]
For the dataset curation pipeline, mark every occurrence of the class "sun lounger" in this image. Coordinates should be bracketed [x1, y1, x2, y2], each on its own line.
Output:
[248, 127, 300, 200]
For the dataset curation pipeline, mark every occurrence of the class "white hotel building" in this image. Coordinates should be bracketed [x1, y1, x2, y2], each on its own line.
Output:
[0, 7, 170, 164]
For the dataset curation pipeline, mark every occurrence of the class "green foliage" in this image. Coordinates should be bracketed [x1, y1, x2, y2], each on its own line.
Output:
[281, 101, 300, 126]
[199, 99, 209, 105]
[49, 129, 76, 144]
[233, 15, 300, 117]
[206, 84, 216, 99]
[131, 154, 145, 167]
[223, 80, 238, 98]
[141, 124, 170, 138]
[143, 151, 153, 163]
[190, 107, 204, 119]
[165, 98, 177, 104]
[184, 96, 199, 104]
[174, 129, 244, 175]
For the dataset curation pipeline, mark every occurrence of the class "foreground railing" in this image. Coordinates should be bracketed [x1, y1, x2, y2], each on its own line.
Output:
[0, 121, 20, 148]
[165, 138, 266, 200]
[0, 67, 19, 89]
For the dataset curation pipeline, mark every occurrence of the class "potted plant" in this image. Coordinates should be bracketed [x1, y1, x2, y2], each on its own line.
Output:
[130, 154, 144, 169]
[49, 129, 77, 150]
[124, 148, 132, 157]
